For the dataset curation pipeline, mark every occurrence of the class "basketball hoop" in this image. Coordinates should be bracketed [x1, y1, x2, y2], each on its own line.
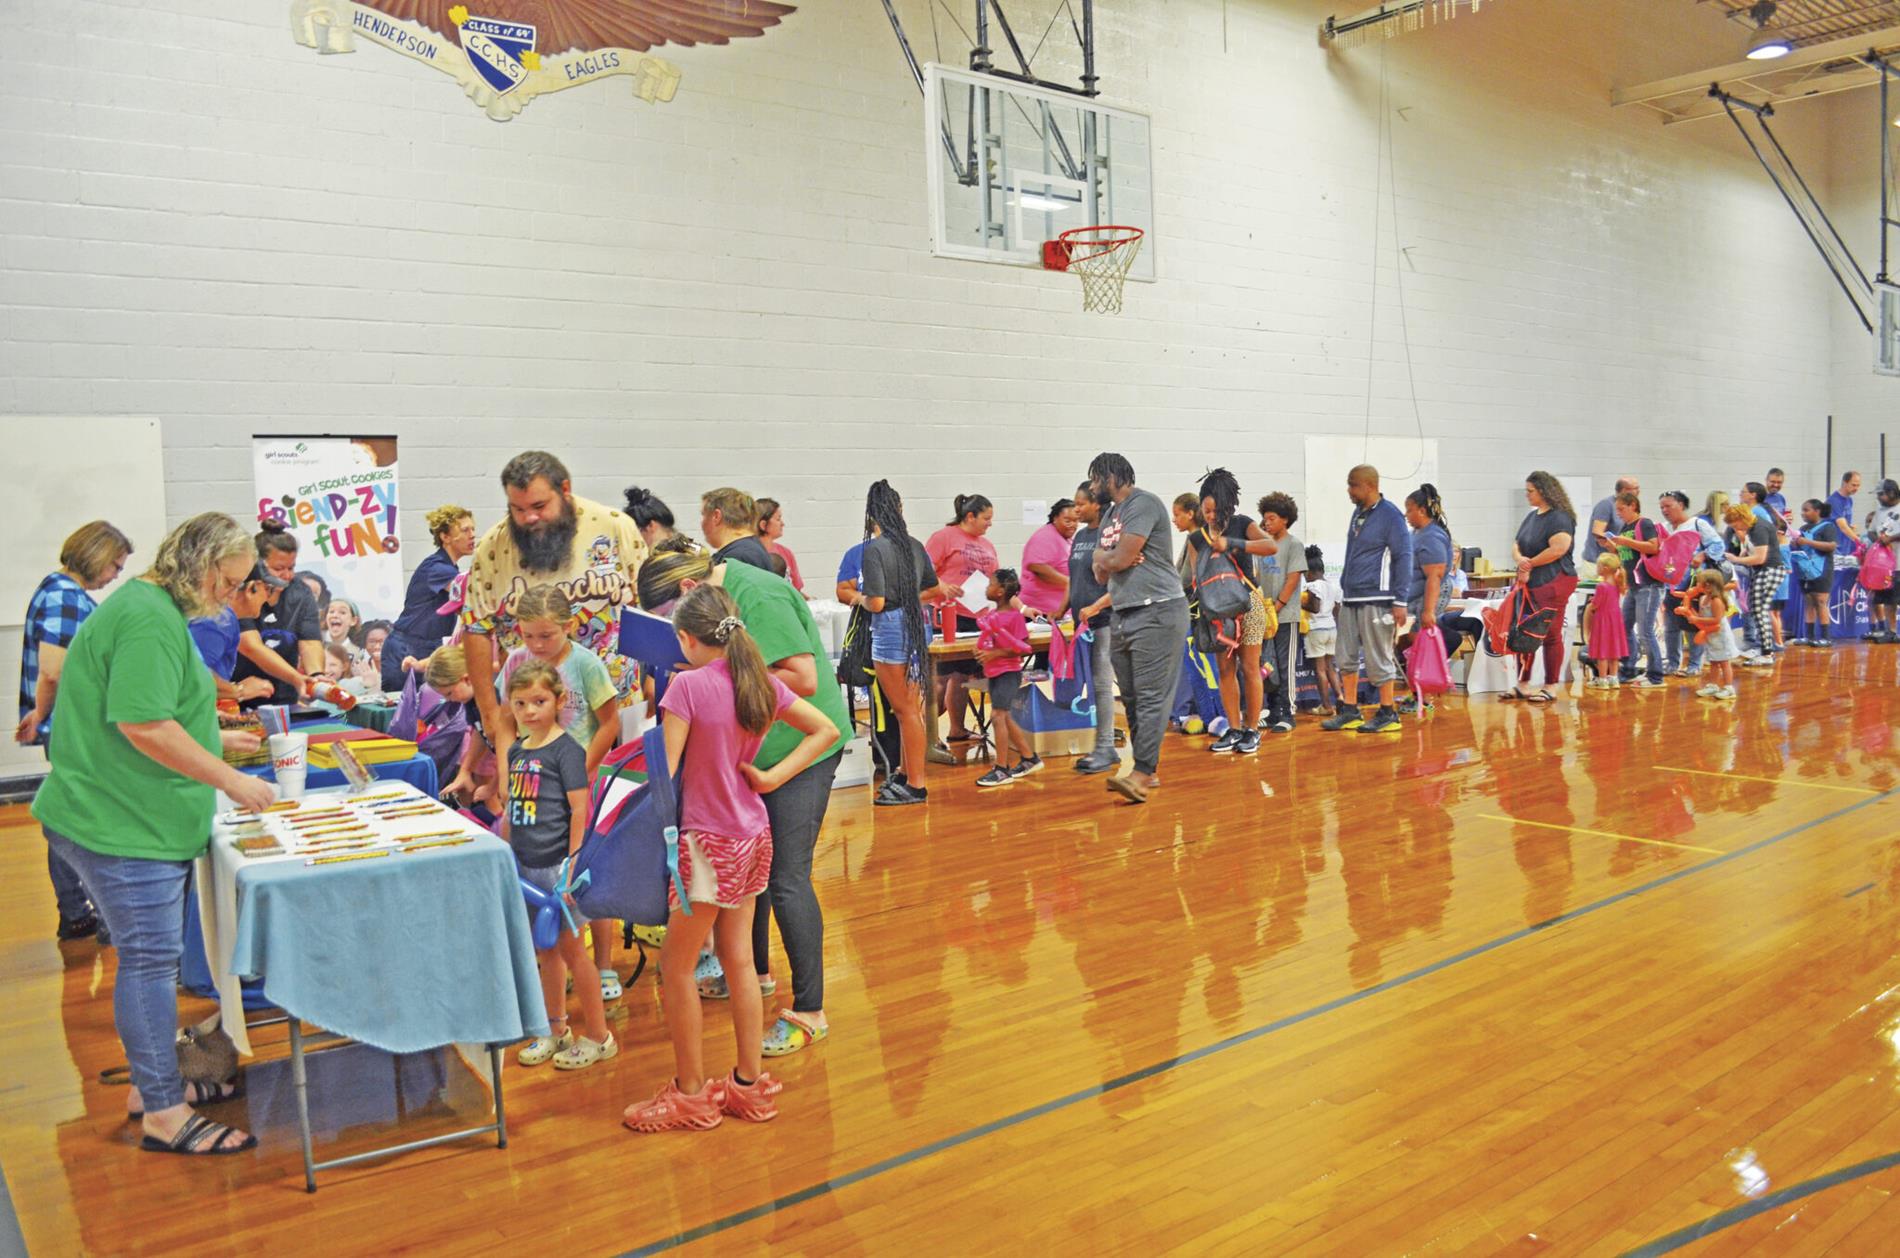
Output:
[1043, 225, 1144, 314]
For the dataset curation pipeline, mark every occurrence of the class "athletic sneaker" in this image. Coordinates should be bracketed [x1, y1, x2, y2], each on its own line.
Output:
[1209, 729, 1241, 754]
[1073, 752, 1119, 774]
[1713, 686, 1737, 700]
[974, 766, 1016, 788]
[1320, 709, 1364, 732]
[1011, 755, 1045, 777]
[1815, 638, 1833, 649]
[1234, 730, 1260, 754]
[874, 777, 928, 806]
[1741, 655, 1776, 668]
[623, 1079, 724, 1133]
[718, 1071, 783, 1123]
[1270, 719, 1295, 734]
[1695, 684, 1721, 698]
[1357, 708, 1402, 735]
[1396, 696, 1433, 715]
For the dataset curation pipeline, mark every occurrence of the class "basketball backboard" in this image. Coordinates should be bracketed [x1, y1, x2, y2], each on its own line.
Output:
[1879, 281, 1900, 377]
[924, 63, 1155, 282]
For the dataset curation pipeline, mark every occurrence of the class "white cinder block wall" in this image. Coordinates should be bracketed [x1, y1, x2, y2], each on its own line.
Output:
[1826, 93, 1900, 493]
[0, 1, 1852, 590]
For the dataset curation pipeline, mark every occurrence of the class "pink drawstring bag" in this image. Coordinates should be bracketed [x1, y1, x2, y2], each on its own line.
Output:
[1407, 623, 1452, 697]
[1861, 543, 1896, 592]
[1048, 622, 1077, 680]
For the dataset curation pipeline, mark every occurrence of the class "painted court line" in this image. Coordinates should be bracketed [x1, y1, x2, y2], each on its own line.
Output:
[621, 785, 1899, 1256]
[1620, 1146, 1900, 1256]
[1655, 766, 1879, 795]
[1477, 814, 1722, 855]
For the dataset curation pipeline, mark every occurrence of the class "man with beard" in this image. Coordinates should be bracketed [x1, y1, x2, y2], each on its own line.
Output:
[462, 451, 648, 752]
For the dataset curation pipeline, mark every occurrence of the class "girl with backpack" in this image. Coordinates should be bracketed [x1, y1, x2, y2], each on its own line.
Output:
[1184, 469, 1278, 755]
[623, 585, 837, 1133]
[1789, 499, 1839, 647]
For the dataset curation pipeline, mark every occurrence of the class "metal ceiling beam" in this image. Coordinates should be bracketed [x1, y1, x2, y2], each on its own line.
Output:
[1612, 22, 1900, 106]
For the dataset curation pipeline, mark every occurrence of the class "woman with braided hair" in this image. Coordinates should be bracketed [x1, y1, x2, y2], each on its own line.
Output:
[858, 481, 938, 806]
[1184, 468, 1278, 755]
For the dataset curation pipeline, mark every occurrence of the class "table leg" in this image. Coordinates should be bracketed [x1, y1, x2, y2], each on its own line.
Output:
[489, 1045, 508, 1148]
[289, 1020, 317, 1193]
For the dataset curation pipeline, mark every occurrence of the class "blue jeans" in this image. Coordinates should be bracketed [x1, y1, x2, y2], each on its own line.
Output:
[1662, 611, 1705, 674]
[1620, 583, 1666, 683]
[44, 830, 191, 1112]
[44, 825, 95, 923]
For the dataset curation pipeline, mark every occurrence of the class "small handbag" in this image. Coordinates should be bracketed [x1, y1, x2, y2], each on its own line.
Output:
[100, 1012, 238, 1088]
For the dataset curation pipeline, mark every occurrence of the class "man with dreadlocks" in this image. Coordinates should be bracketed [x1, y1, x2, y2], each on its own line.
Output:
[1089, 452, 1190, 805]
[858, 480, 939, 807]
[1184, 468, 1281, 754]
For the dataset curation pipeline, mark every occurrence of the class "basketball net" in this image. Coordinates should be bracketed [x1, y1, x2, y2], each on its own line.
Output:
[1044, 226, 1143, 315]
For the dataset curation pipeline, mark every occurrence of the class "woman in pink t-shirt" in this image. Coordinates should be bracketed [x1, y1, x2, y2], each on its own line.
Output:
[624, 584, 837, 1135]
[925, 494, 999, 744]
[1019, 499, 1079, 616]
[755, 498, 805, 594]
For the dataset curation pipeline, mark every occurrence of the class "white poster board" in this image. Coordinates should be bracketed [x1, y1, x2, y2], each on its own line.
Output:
[1, 417, 167, 784]
[252, 436, 404, 624]
[1301, 435, 1440, 565]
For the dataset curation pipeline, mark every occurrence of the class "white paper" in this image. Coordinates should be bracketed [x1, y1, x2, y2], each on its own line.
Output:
[957, 569, 994, 615]
[1021, 499, 1046, 526]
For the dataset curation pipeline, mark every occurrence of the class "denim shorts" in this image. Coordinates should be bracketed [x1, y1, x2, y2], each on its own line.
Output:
[871, 607, 932, 665]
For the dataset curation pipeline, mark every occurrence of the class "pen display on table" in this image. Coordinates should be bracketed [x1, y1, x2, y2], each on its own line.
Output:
[216, 788, 490, 859]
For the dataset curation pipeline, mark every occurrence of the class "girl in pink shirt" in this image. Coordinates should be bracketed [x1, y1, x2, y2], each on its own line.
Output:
[623, 585, 837, 1135]
[973, 569, 1041, 788]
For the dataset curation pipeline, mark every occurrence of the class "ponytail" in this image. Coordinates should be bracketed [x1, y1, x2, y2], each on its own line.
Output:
[1407, 483, 1452, 551]
[673, 584, 778, 735]
[949, 493, 993, 527]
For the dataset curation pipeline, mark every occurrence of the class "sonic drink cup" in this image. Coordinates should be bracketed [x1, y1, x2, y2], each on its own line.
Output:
[269, 733, 309, 802]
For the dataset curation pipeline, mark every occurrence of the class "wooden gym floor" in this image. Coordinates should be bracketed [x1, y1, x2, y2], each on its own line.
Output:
[5, 647, 1900, 1255]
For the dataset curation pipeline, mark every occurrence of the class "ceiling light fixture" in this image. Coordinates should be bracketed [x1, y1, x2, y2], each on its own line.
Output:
[1745, 1, 1792, 61]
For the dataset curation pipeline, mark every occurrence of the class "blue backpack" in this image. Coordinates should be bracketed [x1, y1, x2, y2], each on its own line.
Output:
[565, 725, 687, 927]
[1790, 524, 1827, 582]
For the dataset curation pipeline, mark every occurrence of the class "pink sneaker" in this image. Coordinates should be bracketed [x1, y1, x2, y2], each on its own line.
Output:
[719, 1071, 782, 1123]
[622, 1080, 723, 1133]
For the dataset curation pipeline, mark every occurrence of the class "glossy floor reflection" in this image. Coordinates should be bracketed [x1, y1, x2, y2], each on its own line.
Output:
[6, 647, 1900, 1254]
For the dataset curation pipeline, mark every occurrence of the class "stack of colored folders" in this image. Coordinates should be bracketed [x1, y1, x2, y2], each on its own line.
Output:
[307, 733, 417, 769]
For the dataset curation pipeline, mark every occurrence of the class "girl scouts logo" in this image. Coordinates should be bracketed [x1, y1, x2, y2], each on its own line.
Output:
[290, 0, 796, 122]
[453, 10, 537, 96]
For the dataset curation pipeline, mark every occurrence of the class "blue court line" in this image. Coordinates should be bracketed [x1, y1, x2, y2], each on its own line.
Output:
[1619, 1147, 1900, 1256]
[621, 785, 1899, 1256]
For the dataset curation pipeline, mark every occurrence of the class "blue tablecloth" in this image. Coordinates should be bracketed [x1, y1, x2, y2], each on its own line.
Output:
[224, 827, 546, 1054]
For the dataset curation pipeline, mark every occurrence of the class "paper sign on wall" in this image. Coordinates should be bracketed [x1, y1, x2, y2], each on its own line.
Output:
[1022, 500, 1047, 526]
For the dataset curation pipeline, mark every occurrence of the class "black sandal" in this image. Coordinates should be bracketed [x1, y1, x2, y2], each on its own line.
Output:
[126, 1077, 243, 1121]
[1525, 689, 1556, 704]
[140, 1112, 257, 1156]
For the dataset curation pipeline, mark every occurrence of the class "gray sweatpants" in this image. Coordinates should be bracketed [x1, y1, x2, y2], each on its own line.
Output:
[1111, 598, 1190, 777]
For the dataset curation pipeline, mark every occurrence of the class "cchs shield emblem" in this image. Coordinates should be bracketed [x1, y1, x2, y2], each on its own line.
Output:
[456, 12, 536, 96]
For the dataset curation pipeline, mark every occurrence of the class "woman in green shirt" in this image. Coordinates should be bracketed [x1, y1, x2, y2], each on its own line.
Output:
[636, 539, 851, 1058]
[33, 513, 278, 1157]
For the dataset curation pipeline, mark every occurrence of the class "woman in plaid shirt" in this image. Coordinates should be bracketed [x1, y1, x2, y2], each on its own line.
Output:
[16, 521, 133, 942]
